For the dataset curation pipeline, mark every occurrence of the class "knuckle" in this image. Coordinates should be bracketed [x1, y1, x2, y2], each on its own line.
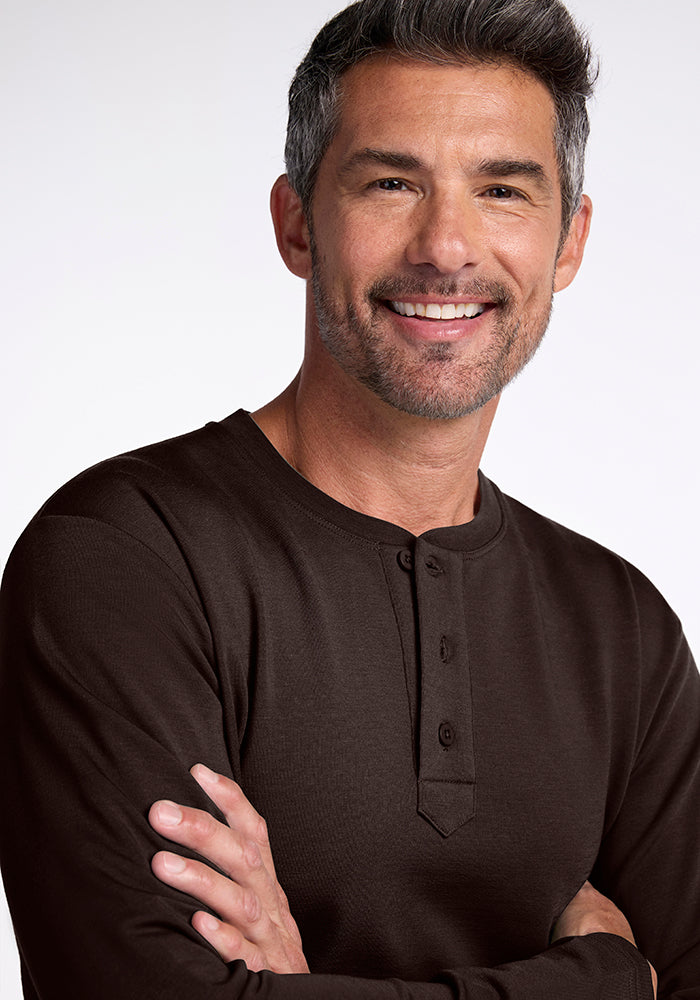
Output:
[226, 923, 244, 948]
[225, 780, 243, 806]
[190, 810, 218, 843]
[244, 839, 263, 870]
[219, 923, 246, 962]
[242, 888, 262, 924]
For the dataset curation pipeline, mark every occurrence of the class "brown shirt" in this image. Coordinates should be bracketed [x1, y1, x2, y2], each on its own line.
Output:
[1, 411, 695, 998]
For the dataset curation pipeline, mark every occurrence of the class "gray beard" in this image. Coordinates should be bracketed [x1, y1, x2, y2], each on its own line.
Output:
[311, 256, 553, 421]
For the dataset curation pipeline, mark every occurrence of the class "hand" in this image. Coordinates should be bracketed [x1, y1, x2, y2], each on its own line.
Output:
[149, 764, 309, 975]
[552, 881, 657, 998]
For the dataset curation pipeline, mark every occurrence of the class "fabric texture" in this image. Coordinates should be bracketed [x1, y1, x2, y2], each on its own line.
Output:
[1, 409, 697, 999]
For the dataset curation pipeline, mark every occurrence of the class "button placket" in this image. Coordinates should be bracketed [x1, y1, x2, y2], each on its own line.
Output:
[414, 537, 475, 837]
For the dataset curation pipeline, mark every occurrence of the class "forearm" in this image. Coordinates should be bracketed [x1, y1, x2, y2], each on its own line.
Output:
[0, 516, 668, 1000]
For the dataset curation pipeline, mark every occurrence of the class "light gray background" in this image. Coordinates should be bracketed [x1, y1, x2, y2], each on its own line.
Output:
[1, 1, 698, 995]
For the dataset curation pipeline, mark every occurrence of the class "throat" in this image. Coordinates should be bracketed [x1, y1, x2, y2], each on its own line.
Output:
[253, 371, 499, 534]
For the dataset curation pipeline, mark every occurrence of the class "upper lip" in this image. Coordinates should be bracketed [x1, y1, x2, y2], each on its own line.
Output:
[384, 297, 490, 304]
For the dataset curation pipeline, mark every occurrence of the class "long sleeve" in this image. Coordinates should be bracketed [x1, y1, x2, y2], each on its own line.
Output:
[0, 512, 652, 1000]
[589, 568, 700, 998]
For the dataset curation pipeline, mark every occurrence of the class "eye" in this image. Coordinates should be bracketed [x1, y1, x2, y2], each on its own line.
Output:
[485, 186, 521, 200]
[373, 178, 409, 192]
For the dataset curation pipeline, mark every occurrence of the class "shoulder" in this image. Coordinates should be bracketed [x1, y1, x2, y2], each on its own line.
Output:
[495, 483, 684, 651]
[38, 414, 247, 523]
[3, 411, 266, 599]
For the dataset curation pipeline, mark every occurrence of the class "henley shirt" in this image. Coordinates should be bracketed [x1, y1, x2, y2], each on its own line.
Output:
[1, 409, 698, 999]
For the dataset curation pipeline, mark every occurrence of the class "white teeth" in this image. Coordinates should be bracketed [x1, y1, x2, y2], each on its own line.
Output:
[390, 300, 485, 320]
[464, 303, 484, 319]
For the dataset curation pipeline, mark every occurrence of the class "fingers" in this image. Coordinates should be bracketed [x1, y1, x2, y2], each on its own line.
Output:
[151, 851, 308, 973]
[190, 765, 277, 878]
[148, 768, 310, 974]
[191, 910, 267, 971]
[148, 796, 282, 922]
[151, 851, 276, 954]
[190, 909, 308, 974]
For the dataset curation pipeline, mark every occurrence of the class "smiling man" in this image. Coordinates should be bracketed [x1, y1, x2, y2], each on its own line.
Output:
[1, 1, 698, 998]
[302, 58, 574, 429]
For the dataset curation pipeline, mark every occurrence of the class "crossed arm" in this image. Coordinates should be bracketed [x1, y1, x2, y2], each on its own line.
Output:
[148, 764, 657, 996]
[2, 514, 692, 997]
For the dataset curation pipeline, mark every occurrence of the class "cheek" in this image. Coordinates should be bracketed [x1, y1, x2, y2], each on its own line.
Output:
[320, 221, 400, 295]
[488, 222, 559, 298]
[345, 214, 402, 264]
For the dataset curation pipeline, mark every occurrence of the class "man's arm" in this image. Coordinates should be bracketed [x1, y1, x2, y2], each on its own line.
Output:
[584, 600, 700, 999]
[149, 767, 656, 995]
[0, 513, 660, 998]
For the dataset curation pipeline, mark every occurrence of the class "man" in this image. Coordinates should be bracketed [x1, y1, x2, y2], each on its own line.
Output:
[0, 0, 697, 997]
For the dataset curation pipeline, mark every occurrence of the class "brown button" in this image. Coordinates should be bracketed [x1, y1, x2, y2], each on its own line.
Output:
[425, 555, 443, 576]
[397, 549, 413, 571]
[438, 722, 455, 747]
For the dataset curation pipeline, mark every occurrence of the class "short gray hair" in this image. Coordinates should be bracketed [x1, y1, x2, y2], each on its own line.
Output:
[286, 0, 597, 232]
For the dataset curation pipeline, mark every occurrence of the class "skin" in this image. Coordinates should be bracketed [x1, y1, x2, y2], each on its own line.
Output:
[255, 55, 591, 536]
[150, 766, 307, 974]
[149, 56, 655, 994]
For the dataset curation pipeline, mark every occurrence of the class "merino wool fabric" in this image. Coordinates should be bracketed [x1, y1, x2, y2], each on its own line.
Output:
[1, 410, 698, 998]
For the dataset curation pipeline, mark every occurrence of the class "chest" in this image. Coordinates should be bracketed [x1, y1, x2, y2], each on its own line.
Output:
[214, 534, 633, 975]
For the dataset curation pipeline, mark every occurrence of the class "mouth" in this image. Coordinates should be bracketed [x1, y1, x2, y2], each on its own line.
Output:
[386, 300, 487, 320]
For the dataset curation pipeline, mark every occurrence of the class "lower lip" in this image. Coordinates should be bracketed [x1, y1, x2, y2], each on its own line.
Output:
[382, 304, 492, 344]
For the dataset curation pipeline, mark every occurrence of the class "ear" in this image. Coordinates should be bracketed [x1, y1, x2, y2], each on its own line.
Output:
[553, 194, 592, 293]
[270, 174, 313, 280]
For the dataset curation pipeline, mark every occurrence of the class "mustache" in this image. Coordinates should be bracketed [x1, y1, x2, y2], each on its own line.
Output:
[368, 275, 513, 307]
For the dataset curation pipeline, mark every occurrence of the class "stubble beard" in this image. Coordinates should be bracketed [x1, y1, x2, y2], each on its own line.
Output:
[311, 248, 554, 421]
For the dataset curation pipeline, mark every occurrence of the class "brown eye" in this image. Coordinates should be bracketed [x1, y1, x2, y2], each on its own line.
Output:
[488, 186, 515, 199]
[376, 178, 407, 191]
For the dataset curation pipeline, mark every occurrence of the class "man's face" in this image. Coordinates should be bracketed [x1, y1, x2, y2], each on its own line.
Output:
[303, 56, 586, 420]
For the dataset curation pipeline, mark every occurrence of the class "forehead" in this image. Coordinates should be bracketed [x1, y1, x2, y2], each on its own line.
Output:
[330, 55, 558, 170]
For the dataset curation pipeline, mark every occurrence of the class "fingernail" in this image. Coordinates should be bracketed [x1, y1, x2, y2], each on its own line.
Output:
[156, 800, 182, 826]
[199, 912, 219, 933]
[191, 763, 217, 785]
[161, 852, 186, 873]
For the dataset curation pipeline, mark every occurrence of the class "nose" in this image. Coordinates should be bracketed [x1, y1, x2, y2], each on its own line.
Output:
[405, 192, 484, 274]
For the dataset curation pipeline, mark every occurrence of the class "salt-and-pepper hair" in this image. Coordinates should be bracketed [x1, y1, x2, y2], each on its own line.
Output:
[285, 0, 597, 233]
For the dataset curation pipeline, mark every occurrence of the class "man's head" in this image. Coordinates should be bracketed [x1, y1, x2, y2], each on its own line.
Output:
[272, 0, 594, 422]
[286, 0, 596, 234]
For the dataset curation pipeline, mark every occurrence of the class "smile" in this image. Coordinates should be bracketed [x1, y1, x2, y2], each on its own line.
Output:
[388, 301, 486, 320]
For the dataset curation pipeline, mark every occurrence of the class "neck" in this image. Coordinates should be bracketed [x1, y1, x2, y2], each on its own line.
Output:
[252, 360, 498, 537]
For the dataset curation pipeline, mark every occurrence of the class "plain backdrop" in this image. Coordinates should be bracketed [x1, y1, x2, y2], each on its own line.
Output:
[1, 1, 698, 995]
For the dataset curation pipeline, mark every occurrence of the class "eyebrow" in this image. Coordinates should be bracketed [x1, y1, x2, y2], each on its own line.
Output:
[338, 148, 425, 177]
[339, 148, 553, 195]
[475, 158, 553, 195]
